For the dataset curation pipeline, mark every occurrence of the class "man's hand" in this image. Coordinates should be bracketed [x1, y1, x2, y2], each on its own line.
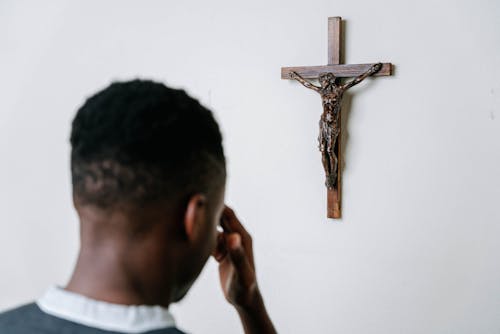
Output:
[213, 206, 258, 309]
[212, 206, 277, 334]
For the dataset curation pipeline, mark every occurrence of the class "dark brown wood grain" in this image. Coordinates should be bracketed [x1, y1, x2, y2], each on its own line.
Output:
[327, 188, 341, 218]
[281, 63, 392, 79]
[328, 17, 341, 65]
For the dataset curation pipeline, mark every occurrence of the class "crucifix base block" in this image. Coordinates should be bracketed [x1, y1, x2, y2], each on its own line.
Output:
[327, 188, 341, 218]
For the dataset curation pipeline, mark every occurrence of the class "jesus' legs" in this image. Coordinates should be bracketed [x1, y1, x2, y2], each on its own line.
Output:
[326, 148, 337, 188]
[320, 143, 332, 185]
[326, 130, 340, 188]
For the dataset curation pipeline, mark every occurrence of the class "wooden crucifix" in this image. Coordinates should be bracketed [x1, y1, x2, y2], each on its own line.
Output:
[281, 17, 392, 219]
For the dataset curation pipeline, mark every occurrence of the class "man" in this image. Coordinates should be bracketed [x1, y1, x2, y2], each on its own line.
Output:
[0, 80, 277, 334]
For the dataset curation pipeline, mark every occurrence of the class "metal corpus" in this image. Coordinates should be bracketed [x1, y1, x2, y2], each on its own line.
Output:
[289, 63, 381, 189]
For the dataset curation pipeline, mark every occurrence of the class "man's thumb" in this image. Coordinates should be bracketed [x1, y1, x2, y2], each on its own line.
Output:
[227, 233, 249, 273]
[227, 233, 256, 293]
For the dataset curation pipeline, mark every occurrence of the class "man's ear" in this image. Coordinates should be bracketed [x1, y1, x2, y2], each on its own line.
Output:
[183, 194, 207, 242]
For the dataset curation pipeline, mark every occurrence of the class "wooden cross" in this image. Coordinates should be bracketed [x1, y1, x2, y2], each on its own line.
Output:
[281, 17, 392, 219]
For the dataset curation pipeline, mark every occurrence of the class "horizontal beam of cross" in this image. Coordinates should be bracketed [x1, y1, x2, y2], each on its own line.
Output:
[281, 63, 392, 79]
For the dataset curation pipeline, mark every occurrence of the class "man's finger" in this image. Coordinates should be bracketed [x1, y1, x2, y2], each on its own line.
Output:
[222, 206, 252, 244]
[226, 233, 255, 288]
[222, 207, 246, 233]
[212, 232, 227, 262]
[222, 207, 254, 266]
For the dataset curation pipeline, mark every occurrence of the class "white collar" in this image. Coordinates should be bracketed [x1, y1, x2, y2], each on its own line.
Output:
[36, 286, 176, 333]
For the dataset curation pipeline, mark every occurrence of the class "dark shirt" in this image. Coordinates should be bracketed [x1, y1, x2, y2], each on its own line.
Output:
[0, 304, 186, 334]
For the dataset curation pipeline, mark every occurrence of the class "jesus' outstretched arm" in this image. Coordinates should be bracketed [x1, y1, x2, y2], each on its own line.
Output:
[289, 72, 321, 92]
[342, 63, 382, 91]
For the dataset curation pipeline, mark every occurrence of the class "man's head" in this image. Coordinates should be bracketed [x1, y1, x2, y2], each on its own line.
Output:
[69, 79, 226, 304]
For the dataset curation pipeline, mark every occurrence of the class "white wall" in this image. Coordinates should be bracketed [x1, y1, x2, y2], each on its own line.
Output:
[1, 1, 499, 333]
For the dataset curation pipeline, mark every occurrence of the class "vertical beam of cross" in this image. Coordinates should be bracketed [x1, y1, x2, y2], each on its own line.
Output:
[328, 17, 341, 65]
[327, 17, 342, 218]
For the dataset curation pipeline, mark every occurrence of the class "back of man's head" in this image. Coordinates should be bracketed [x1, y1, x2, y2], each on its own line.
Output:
[71, 79, 226, 210]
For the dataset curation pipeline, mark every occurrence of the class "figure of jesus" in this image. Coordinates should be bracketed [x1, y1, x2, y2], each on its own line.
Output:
[289, 63, 382, 189]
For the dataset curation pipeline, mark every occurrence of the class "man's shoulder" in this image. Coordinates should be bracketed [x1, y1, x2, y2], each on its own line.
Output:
[0, 303, 48, 331]
[0, 302, 187, 334]
[0, 302, 34, 316]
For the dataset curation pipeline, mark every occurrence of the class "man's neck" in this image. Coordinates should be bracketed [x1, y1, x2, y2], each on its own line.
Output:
[66, 245, 175, 307]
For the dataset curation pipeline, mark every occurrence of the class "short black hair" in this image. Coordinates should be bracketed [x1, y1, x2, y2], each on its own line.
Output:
[70, 79, 226, 208]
